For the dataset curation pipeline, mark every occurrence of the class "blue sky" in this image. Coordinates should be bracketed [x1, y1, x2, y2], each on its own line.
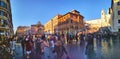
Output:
[11, 0, 111, 31]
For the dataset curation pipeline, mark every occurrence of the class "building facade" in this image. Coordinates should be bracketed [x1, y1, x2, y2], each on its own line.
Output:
[31, 21, 44, 35]
[85, 10, 111, 33]
[0, 0, 14, 37]
[44, 10, 84, 34]
[44, 14, 62, 34]
[16, 21, 44, 37]
[16, 26, 30, 36]
[52, 14, 62, 34]
[44, 19, 53, 34]
[110, 0, 120, 32]
[58, 10, 84, 34]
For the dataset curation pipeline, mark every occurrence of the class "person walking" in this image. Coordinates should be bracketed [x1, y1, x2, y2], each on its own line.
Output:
[75, 33, 78, 44]
[53, 40, 69, 59]
[61, 33, 65, 45]
[85, 33, 94, 55]
[66, 33, 70, 44]
[35, 37, 43, 55]
[69, 32, 74, 44]
[10, 36, 16, 56]
[80, 34, 84, 45]
[25, 35, 33, 59]
[21, 36, 26, 55]
[42, 37, 50, 59]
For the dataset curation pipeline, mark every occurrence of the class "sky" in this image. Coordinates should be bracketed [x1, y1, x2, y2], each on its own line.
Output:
[10, 0, 111, 31]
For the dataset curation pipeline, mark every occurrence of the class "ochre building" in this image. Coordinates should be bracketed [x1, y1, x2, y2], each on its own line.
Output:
[58, 10, 84, 34]
[45, 10, 84, 34]
[16, 26, 30, 36]
[44, 14, 62, 34]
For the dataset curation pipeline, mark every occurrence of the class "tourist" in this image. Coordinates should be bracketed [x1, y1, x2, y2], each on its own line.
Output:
[53, 40, 69, 59]
[25, 35, 33, 58]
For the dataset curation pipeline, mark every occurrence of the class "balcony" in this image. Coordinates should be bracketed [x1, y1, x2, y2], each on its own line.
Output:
[0, 15, 8, 20]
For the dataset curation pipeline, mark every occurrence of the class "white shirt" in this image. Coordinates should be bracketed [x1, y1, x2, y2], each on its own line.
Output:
[50, 40, 54, 48]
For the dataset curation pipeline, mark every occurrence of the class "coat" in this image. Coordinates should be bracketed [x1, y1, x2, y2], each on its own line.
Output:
[25, 36, 33, 51]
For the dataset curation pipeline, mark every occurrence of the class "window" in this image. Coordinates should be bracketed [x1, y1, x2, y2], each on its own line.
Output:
[0, 1, 7, 9]
[0, 10, 7, 17]
[0, 19, 7, 27]
[6, 0, 9, 3]
[70, 19, 73, 23]
[118, 11, 120, 15]
[118, 2, 120, 5]
[1, 19, 4, 25]
[0, 30, 4, 35]
[118, 20, 120, 23]
[0, 1, 5, 7]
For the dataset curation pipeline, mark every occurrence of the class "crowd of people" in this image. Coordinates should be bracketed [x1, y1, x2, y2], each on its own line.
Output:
[20, 33, 69, 59]
[7, 31, 109, 59]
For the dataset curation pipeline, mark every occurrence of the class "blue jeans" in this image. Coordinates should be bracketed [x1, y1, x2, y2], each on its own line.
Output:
[44, 47, 50, 59]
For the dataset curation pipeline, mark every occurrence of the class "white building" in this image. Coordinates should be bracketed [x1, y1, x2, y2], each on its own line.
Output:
[85, 10, 111, 31]
[85, 0, 120, 33]
[110, 0, 120, 32]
